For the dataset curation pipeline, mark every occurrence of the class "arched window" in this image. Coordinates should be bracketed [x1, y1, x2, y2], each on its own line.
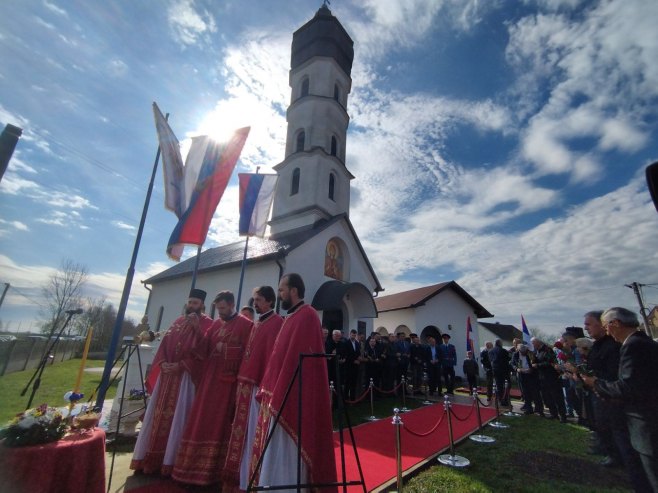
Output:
[291, 168, 300, 196]
[330, 136, 337, 156]
[328, 173, 335, 201]
[301, 78, 310, 98]
[333, 83, 340, 102]
[296, 130, 305, 152]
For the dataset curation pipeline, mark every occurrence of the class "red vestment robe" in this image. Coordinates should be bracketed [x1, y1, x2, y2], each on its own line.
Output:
[130, 313, 213, 475]
[223, 311, 284, 491]
[172, 313, 253, 485]
[251, 304, 337, 492]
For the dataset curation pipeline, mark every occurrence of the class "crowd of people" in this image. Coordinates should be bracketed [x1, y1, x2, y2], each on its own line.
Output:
[130, 274, 336, 492]
[128, 286, 657, 492]
[324, 330, 461, 400]
[484, 308, 657, 493]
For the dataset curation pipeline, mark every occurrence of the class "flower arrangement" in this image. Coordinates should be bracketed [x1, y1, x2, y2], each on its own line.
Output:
[0, 404, 68, 447]
[128, 388, 148, 401]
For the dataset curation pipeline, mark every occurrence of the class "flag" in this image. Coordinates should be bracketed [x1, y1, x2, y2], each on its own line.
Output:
[466, 316, 473, 352]
[521, 315, 531, 344]
[152, 102, 185, 218]
[238, 173, 278, 237]
[167, 127, 251, 261]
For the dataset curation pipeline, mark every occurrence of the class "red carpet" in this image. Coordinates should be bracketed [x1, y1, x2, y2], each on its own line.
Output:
[126, 402, 496, 492]
[334, 402, 497, 491]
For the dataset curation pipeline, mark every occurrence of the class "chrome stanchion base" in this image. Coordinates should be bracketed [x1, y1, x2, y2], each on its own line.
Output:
[469, 434, 496, 443]
[503, 410, 522, 417]
[367, 415, 378, 421]
[488, 420, 509, 429]
[421, 399, 432, 405]
[438, 454, 470, 467]
[400, 407, 410, 413]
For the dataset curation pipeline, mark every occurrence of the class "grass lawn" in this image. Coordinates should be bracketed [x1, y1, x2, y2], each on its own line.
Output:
[403, 411, 632, 493]
[0, 358, 118, 423]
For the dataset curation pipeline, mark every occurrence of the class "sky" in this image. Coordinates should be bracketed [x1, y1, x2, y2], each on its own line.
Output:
[1, 0, 657, 336]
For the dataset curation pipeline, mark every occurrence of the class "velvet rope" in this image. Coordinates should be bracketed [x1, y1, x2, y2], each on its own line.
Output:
[373, 380, 404, 395]
[449, 400, 476, 422]
[401, 409, 447, 437]
[339, 385, 372, 405]
[476, 396, 492, 408]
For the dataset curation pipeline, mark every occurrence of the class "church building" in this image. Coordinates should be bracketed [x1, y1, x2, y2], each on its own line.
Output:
[143, 5, 383, 334]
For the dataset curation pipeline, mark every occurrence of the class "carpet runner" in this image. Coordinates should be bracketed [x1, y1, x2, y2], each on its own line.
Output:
[125, 401, 497, 492]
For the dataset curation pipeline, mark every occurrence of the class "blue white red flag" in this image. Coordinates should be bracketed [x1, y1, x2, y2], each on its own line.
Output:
[466, 316, 473, 352]
[521, 315, 532, 344]
[238, 173, 278, 237]
[152, 102, 185, 218]
[167, 127, 251, 261]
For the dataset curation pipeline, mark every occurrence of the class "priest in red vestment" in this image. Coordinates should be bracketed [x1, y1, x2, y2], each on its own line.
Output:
[131, 289, 212, 476]
[172, 290, 253, 485]
[250, 274, 337, 492]
[223, 286, 284, 492]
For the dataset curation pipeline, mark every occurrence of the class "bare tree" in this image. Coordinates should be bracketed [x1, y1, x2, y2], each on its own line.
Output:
[40, 259, 88, 337]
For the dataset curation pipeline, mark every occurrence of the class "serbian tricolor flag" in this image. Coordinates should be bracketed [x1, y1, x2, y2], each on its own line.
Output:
[521, 315, 531, 344]
[238, 173, 278, 237]
[167, 127, 250, 261]
[466, 316, 474, 352]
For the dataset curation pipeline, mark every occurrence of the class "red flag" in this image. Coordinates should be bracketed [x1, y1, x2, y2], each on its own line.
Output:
[167, 127, 250, 261]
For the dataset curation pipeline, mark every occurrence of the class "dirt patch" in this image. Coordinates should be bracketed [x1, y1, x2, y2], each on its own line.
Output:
[512, 450, 630, 490]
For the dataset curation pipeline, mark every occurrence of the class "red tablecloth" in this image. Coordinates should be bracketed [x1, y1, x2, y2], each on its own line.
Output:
[0, 428, 106, 493]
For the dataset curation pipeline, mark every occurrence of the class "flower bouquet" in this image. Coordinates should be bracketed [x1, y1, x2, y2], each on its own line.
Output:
[0, 404, 68, 447]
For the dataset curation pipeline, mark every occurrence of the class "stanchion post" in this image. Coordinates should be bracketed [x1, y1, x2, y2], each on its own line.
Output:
[469, 387, 495, 443]
[392, 408, 404, 492]
[368, 378, 377, 421]
[438, 395, 470, 467]
[400, 376, 409, 413]
[329, 381, 335, 412]
[489, 381, 509, 429]
[422, 369, 432, 405]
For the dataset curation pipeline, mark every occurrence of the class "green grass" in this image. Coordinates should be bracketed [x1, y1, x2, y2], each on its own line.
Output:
[0, 358, 118, 423]
[403, 413, 632, 493]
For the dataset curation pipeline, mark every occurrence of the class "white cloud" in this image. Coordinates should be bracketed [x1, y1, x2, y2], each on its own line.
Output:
[112, 220, 136, 231]
[107, 59, 128, 77]
[0, 219, 29, 231]
[167, 0, 217, 47]
[43, 0, 68, 17]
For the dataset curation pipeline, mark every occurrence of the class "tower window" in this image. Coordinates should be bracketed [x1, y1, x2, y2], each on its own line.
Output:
[329, 173, 335, 201]
[291, 168, 300, 196]
[333, 83, 340, 102]
[296, 130, 305, 152]
[301, 78, 310, 98]
[330, 136, 337, 156]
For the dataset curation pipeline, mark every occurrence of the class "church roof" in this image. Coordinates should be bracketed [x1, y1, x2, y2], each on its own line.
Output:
[479, 322, 523, 342]
[144, 214, 383, 291]
[374, 281, 493, 318]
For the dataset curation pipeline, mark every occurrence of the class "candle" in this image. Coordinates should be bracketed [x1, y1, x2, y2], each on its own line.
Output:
[74, 326, 94, 393]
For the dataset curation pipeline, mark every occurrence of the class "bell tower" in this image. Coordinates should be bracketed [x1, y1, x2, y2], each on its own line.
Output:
[269, 4, 355, 237]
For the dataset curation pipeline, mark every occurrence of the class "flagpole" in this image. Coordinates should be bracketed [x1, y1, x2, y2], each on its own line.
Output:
[190, 245, 203, 290]
[95, 127, 165, 410]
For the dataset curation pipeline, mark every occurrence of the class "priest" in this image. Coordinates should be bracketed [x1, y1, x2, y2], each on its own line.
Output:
[130, 288, 212, 476]
[223, 286, 284, 492]
[250, 273, 337, 492]
[172, 290, 253, 485]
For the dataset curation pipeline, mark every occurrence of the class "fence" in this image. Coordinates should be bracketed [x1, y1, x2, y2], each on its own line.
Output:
[0, 336, 84, 376]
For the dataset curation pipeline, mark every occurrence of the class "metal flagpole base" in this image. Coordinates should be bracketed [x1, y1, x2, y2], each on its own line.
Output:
[489, 420, 509, 429]
[438, 454, 470, 467]
[503, 410, 522, 417]
[469, 434, 496, 443]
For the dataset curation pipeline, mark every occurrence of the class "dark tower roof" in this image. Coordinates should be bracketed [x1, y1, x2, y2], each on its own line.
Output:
[291, 5, 354, 76]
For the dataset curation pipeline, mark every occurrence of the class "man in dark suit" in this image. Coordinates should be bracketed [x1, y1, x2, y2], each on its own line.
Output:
[582, 307, 658, 492]
[343, 329, 362, 401]
[438, 333, 457, 394]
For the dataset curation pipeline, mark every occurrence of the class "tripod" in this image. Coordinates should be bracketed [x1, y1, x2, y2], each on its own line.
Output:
[20, 311, 79, 410]
[247, 352, 366, 492]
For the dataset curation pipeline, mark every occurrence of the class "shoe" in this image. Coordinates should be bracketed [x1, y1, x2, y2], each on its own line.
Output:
[600, 456, 621, 468]
[559, 416, 568, 423]
[536, 412, 546, 417]
[587, 446, 604, 455]
[566, 412, 575, 418]
[523, 409, 534, 415]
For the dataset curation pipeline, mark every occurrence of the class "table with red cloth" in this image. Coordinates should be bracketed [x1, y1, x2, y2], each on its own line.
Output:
[0, 428, 106, 493]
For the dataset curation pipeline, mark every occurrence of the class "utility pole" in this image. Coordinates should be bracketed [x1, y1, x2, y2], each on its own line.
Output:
[625, 282, 653, 338]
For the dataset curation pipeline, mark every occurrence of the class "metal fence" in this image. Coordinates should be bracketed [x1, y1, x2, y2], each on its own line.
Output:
[0, 336, 84, 376]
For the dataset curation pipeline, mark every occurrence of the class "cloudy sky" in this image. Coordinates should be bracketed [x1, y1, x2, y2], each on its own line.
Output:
[1, 0, 657, 335]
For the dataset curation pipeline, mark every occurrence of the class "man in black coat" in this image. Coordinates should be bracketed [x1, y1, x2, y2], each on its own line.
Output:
[582, 307, 658, 492]
[343, 329, 362, 401]
[488, 339, 511, 406]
